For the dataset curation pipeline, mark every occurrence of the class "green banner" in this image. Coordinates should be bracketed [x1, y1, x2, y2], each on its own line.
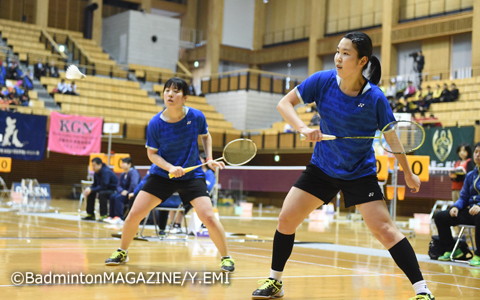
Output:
[415, 126, 475, 166]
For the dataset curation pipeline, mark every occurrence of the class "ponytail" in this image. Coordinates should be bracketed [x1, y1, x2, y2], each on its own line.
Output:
[366, 55, 381, 85]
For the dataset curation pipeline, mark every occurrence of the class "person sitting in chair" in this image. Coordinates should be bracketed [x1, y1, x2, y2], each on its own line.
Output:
[433, 142, 480, 266]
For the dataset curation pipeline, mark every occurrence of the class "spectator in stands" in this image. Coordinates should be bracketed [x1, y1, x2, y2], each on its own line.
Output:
[105, 157, 141, 225]
[431, 83, 442, 102]
[449, 83, 459, 102]
[6, 61, 21, 80]
[439, 83, 452, 102]
[105, 77, 234, 273]
[403, 80, 417, 100]
[52, 79, 67, 94]
[33, 59, 46, 80]
[309, 112, 321, 126]
[449, 144, 474, 202]
[47, 61, 59, 78]
[433, 142, 480, 266]
[65, 81, 78, 95]
[82, 157, 118, 221]
[0, 60, 6, 86]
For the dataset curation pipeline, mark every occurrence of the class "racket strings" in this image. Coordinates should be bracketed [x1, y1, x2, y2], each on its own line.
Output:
[223, 139, 257, 165]
[382, 123, 424, 153]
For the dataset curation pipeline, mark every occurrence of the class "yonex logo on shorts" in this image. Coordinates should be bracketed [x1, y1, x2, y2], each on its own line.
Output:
[368, 192, 374, 197]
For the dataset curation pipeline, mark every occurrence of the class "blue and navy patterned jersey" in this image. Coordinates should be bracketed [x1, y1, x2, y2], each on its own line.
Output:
[296, 69, 395, 180]
[146, 107, 208, 180]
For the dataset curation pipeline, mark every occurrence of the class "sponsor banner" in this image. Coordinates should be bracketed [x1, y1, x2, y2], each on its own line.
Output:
[0, 111, 47, 160]
[11, 182, 52, 200]
[48, 111, 103, 156]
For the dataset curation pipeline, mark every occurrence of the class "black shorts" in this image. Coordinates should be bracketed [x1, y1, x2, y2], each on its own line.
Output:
[293, 164, 384, 208]
[141, 174, 209, 205]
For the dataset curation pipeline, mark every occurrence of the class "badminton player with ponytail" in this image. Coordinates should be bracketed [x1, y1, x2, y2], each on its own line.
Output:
[105, 77, 235, 272]
[252, 32, 434, 300]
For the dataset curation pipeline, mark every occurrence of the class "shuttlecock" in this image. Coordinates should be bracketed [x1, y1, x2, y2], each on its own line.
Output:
[65, 65, 86, 79]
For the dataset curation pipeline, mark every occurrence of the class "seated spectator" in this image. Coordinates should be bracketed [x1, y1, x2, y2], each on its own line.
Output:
[309, 113, 321, 126]
[65, 81, 78, 95]
[403, 81, 416, 100]
[433, 142, 480, 266]
[34, 59, 46, 80]
[105, 157, 141, 225]
[47, 61, 59, 78]
[82, 157, 118, 221]
[449, 83, 459, 102]
[431, 84, 442, 103]
[439, 83, 452, 102]
[6, 61, 22, 80]
[52, 79, 67, 94]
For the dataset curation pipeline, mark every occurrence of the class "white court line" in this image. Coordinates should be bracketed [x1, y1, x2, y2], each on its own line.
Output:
[228, 249, 480, 291]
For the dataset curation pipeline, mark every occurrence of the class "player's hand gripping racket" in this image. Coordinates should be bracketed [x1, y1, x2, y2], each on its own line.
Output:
[168, 138, 257, 178]
[301, 120, 425, 154]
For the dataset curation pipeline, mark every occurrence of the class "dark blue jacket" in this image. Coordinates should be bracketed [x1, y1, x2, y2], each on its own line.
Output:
[455, 166, 480, 209]
[117, 167, 141, 193]
[91, 164, 118, 193]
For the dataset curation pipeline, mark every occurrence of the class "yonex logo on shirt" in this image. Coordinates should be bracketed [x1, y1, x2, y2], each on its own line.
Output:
[358, 103, 365, 107]
[187, 121, 192, 125]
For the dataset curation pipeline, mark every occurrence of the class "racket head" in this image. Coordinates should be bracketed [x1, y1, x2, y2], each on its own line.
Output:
[222, 138, 257, 166]
[379, 120, 425, 154]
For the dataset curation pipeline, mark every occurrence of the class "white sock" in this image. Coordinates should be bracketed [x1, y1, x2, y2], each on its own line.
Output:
[413, 280, 431, 295]
[269, 270, 283, 281]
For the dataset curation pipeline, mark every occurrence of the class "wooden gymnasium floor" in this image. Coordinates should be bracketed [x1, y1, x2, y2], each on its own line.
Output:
[0, 198, 479, 300]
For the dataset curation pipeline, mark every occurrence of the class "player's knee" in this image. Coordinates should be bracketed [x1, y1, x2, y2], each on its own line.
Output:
[199, 213, 216, 227]
[373, 223, 398, 244]
[277, 213, 299, 232]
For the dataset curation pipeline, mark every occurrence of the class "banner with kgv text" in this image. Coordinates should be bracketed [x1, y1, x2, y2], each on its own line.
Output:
[48, 111, 103, 156]
[0, 111, 47, 160]
[415, 126, 475, 166]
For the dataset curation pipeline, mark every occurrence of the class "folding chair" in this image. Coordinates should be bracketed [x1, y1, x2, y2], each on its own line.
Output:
[138, 193, 188, 239]
[78, 180, 93, 212]
[0, 176, 10, 201]
[450, 224, 476, 261]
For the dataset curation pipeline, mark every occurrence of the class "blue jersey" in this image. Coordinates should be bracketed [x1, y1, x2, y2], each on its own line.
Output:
[296, 69, 395, 180]
[146, 106, 208, 180]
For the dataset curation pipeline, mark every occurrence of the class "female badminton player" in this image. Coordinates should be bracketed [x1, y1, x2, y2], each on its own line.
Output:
[252, 32, 434, 300]
[105, 77, 235, 272]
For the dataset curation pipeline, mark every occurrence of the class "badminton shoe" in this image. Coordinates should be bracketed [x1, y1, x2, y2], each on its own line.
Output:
[470, 255, 480, 267]
[438, 248, 464, 261]
[252, 278, 284, 299]
[105, 249, 128, 266]
[409, 294, 435, 300]
[220, 256, 235, 272]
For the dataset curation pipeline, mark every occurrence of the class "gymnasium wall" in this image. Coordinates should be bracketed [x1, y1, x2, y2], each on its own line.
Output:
[222, 0, 255, 49]
[206, 90, 283, 130]
[102, 10, 180, 71]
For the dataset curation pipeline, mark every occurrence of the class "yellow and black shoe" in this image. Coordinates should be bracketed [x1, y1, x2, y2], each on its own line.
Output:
[220, 256, 235, 272]
[105, 249, 128, 266]
[409, 294, 435, 300]
[252, 278, 284, 299]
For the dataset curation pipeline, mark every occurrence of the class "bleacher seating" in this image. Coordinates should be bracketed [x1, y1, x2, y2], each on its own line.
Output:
[421, 76, 480, 126]
[0, 19, 64, 64]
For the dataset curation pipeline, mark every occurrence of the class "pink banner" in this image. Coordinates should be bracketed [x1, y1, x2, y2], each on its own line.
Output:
[48, 111, 103, 156]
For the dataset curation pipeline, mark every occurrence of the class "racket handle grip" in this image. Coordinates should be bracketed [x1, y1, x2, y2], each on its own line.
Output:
[299, 133, 337, 141]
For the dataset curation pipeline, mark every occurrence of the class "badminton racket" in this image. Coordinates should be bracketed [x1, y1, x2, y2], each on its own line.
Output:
[169, 138, 257, 178]
[300, 120, 425, 154]
[66, 65, 86, 80]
